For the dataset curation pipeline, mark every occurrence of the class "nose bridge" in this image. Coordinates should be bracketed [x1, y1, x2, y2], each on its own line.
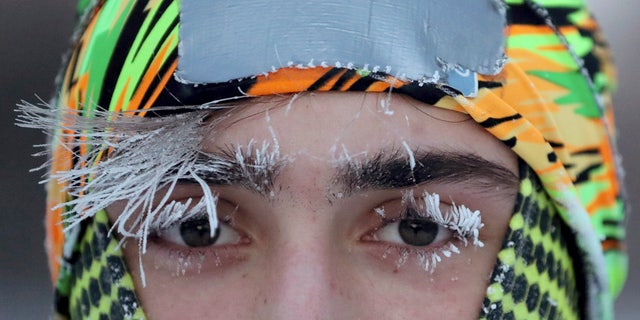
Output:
[259, 210, 337, 319]
[252, 157, 343, 319]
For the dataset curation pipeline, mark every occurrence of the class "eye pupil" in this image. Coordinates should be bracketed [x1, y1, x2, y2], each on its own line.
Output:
[179, 218, 220, 247]
[398, 219, 438, 246]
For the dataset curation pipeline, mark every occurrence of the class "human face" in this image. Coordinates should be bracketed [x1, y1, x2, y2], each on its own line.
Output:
[108, 92, 519, 319]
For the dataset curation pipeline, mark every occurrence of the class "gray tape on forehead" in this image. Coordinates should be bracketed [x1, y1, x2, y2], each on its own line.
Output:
[176, 0, 506, 87]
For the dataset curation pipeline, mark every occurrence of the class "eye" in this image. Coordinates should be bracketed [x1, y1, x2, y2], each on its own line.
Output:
[157, 216, 242, 248]
[374, 218, 452, 247]
[374, 217, 452, 247]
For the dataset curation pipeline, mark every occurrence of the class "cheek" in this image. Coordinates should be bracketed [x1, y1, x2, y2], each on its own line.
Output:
[335, 248, 494, 319]
[122, 246, 262, 319]
[120, 234, 500, 319]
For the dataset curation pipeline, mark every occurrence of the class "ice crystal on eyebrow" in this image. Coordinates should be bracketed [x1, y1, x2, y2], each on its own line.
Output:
[189, 133, 283, 198]
[16, 100, 226, 285]
[401, 141, 415, 171]
[213, 139, 282, 195]
[329, 144, 368, 172]
[331, 144, 358, 164]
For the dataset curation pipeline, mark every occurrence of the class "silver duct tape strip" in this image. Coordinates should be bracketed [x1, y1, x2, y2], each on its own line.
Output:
[176, 0, 506, 96]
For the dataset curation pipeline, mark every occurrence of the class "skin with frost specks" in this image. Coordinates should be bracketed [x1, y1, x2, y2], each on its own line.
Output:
[108, 92, 519, 319]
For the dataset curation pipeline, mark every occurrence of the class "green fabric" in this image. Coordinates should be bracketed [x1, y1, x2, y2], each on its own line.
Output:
[57, 210, 146, 319]
[480, 163, 580, 319]
[43, 0, 624, 317]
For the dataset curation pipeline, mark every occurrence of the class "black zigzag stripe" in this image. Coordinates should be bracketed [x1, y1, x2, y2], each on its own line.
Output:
[132, 0, 175, 60]
[397, 82, 448, 106]
[307, 68, 344, 91]
[478, 81, 503, 89]
[508, 4, 576, 26]
[137, 16, 180, 110]
[574, 163, 601, 184]
[347, 75, 377, 91]
[479, 114, 523, 128]
[511, 3, 603, 86]
[98, 0, 153, 109]
[330, 69, 357, 91]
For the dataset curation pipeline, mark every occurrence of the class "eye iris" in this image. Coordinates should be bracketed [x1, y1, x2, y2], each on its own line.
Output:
[398, 219, 438, 246]
[179, 218, 220, 247]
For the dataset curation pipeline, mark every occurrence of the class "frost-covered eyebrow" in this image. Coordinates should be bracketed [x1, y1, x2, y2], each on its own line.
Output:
[333, 149, 519, 196]
[187, 146, 285, 195]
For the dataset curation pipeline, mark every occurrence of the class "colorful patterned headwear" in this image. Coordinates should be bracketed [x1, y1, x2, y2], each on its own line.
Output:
[20, 0, 626, 318]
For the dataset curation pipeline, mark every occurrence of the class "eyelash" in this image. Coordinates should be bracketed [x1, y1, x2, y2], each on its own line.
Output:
[146, 217, 250, 277]
[139, 189, 484, 277]
[368, 190, 484, 273]
[112, 192, 240, 279]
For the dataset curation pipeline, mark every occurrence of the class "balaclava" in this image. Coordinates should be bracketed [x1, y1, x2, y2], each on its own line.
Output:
[17, 0, 626, 319]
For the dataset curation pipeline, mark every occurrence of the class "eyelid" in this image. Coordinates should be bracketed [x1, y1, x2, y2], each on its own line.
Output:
[145, 185, 244, 245]
[400, 190, 484, 245]
[370, 190, 452, 221]
[155, 216, 243, 247]
[365, 195, 455, 244]
[371, 219, 453, 247]
[146, 179, 224, 224]
[361, 190, 485, 273]
[161, 180, 207, 200]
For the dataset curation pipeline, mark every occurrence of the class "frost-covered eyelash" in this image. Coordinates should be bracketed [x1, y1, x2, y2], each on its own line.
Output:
[149, 199, 240, 236]
[401, 190, 484, 247]
[146, 197, 214, 234]
[376, 190, 484, 273]
[18, 102, 219, 286]
[15, 100, 280, 286]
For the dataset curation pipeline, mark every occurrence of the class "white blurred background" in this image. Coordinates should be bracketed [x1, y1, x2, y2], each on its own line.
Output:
[1, 1, 638, 318]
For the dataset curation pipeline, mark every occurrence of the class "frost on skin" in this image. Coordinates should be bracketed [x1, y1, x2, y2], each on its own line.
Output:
[374, 207, 386, 219]
[379, 93, 395, 115]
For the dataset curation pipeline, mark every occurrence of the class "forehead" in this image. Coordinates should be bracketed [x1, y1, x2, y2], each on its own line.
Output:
[202, 92, 514, 171]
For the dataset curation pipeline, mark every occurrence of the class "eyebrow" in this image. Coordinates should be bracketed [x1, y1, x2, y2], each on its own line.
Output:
[187, 145, 285, 195]
[333, 148, 519, 196]
[186, 146, 518, 199]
